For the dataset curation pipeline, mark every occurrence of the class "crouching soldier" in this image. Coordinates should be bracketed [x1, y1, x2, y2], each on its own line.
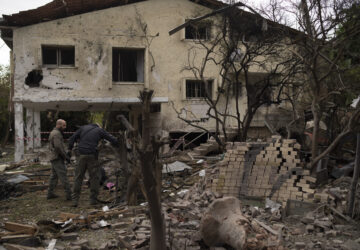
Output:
[68, 123, 119, 207]
[47, 119, 72, 200]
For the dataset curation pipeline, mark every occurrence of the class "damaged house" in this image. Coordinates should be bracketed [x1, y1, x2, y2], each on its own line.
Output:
[0, 0, 297, 161]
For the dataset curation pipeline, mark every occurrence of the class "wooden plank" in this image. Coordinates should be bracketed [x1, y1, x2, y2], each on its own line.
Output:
[253, 219, 278, 235]
[3, 243, 44, 250]
[4, 222, 37, 235]
[0, 234, 34, 242]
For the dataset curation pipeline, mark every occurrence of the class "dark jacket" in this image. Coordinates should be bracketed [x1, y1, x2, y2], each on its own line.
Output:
[49, 128, 67, 161]
[68, 124, 119, 155]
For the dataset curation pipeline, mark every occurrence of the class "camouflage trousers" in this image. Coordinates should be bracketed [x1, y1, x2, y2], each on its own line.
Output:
[72, 154, 100, 203]
[48, 158, 72, 198]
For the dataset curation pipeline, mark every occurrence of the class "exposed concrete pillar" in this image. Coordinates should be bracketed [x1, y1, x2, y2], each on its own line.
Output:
[34, 111, 41, 148]
[14, 102, 24, 162]
[26, 108, 34, 152]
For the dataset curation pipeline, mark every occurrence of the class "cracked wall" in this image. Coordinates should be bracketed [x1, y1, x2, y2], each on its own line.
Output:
[12, 0, 281, 133]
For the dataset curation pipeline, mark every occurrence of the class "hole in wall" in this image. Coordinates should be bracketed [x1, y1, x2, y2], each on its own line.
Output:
[25, 69, 43, 87]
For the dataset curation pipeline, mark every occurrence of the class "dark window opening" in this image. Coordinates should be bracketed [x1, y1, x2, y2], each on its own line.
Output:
[42, 45, 75, 67]
[113, 48, 144, 82]
[185, 21, 211, 40]
[186, 80, 213, 99]
[150, 104, 161, 113]
[60, 47, 75, 65]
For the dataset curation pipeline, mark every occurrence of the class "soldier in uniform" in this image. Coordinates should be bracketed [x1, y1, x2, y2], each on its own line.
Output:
[68, 123, 119, 207]
[47, 119, 72, 200]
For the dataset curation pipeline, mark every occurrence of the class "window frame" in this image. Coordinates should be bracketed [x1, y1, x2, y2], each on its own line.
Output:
[184, 20, 212, 41]
[112, 47, 145, 84]
[184, 79, 214, 100]
[41, 45, 75, 68]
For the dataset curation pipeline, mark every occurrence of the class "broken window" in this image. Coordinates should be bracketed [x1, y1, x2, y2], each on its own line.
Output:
[42, 46, 75, 67]
[186, 80, 213, 99]
[185, 21, 211, 40]
[112, 48, 144, 82]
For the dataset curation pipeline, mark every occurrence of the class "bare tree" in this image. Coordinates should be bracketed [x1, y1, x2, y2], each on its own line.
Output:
[138, 89, 166, 250]
[277, 0, 360, 171]
[171, 5, 302, 145]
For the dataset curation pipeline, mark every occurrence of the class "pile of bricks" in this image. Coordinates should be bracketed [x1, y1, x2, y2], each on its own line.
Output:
[209, 136, 326, 203]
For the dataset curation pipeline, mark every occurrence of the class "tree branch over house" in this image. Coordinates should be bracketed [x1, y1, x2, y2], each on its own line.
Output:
[274, 0, 360, 171]
[170, 4, 302, 145]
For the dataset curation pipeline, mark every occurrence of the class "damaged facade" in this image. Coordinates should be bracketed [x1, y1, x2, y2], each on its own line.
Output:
[1, 0, 294, 161]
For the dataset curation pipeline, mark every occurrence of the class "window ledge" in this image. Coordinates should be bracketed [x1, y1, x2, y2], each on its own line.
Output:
[183, 39, 210, 42]
[42, 65, 77, 69]
[182, 98, 208, 102]
[112, 82, 145, 85]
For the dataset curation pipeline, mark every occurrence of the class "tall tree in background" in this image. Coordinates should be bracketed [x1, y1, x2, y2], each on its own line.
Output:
[281, 0, 360, 171]
[0, 65, 12, 147]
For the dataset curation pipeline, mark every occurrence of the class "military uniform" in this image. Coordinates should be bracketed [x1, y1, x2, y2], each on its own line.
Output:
[48, 128, 72, 200]
[68, 124, 119, 206]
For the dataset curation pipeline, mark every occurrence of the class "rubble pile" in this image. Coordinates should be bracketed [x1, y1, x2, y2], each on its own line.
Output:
[319, 177, 360, 219]
[162, 175, 285, 249]
[0, 175, 20, 200]
[209, 136, 319, 204]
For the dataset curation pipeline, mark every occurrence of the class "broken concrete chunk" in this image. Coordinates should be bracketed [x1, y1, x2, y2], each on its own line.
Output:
[162, 161, 192, 173]
[343, 240, 360, 250]
[98, 243, 108, 250]
[60, 232, 78, 241]
[325, 230, 337, 237]
[332, 239, 343, 244]
[314, 219, 332, 229]
[301, 215, 315, 224]
[305, 224, 315, 233]
[111, 222, 129, 229]
[178, 220, 200, 230]
[250, 207, 261, 218]
[294, 242, 306, 249]
[71, 239, 88, 246]
[200, 197, 247, 249]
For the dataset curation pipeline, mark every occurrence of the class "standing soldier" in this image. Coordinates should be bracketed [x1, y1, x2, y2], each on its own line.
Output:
[47, 119, 72, 200]
[68, 123, 119, 207]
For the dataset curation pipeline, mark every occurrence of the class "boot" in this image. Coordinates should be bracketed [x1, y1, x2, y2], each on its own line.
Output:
[71, 200, 78, 207]
[90, 198, 98, 205]
[47, 193, 59, 200]
[66, 192, 72, 201]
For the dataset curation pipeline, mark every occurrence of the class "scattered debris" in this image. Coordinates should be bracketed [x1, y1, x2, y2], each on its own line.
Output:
[162, 161, 192, 174]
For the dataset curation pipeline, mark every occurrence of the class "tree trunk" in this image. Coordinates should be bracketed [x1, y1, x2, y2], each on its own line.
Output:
[241, 111, 253, 142]
[141, 150, 166, 250]
[347, 134, 360, 217]
[311, 100, 320, 171]
[1, 111, 12, 147]
[139, 89, 166, 250]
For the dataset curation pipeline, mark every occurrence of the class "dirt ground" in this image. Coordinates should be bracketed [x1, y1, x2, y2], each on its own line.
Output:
[0, 177, 131, 249]
[2, 147, 360, 249]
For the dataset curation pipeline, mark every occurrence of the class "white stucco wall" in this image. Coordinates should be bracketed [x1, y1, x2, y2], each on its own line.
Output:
[12, 0, 284, 133]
